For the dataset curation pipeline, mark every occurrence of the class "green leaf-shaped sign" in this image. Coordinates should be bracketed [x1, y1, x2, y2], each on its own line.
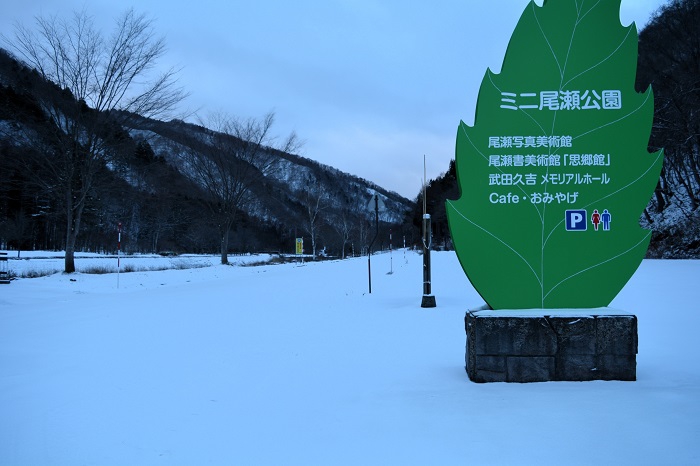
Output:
[446, 0, 663, 309]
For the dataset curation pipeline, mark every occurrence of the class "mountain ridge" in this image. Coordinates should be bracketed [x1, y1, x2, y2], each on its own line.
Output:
[0, 47, 415, 257]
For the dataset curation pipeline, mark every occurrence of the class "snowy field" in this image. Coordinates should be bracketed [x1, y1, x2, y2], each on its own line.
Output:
[1, 250, 699, 465]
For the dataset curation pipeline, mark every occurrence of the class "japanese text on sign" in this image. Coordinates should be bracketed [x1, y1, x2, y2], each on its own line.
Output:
[487, 153, 611, 167]
[500, 90, 622, 111]
[488, 173, 611, 186]
[485, 136, 614, 206]
[488, 135, 573, 149]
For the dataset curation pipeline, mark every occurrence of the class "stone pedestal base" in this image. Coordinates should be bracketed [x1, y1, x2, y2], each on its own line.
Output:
[465, 309, 637, 383]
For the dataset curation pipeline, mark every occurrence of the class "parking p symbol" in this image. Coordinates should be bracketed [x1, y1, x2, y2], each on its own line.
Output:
[565, 209, 587, 231]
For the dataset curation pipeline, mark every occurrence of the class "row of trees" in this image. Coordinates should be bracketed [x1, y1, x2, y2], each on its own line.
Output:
[0, 98, 405, 265]
[0, 8, 414, 272]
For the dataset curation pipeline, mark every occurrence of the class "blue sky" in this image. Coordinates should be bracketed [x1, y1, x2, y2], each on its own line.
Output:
[1, 0, 666, 199]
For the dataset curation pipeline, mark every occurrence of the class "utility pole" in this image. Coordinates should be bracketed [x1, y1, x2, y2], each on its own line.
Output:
[367, 192, 381, 294]
[421, 156, 436, 308]
[388, 229, 393, 275]
[117, 222, 122, 289]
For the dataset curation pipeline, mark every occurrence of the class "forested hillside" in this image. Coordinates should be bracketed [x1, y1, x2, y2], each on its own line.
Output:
[413, 0, 700, 258]
[0, 46, 414, 266]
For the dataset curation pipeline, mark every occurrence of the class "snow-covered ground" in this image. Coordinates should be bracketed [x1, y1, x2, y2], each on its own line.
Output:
[1, 250, 699, 465]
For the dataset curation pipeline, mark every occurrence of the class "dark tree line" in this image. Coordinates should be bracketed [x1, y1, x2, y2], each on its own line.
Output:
[634, 0, 700, 257]
[636, 0, 700, 217]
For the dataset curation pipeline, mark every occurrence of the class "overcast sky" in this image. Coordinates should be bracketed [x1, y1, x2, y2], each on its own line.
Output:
[1, 0, 667, 199]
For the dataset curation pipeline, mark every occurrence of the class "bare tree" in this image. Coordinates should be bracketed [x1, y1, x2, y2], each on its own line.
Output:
[358, 218, 371, 256]
[4, 8, 186, 272]
[329, 205, 354, 259]
[184, 111, 300, 264]
[301, 181, 328, 260]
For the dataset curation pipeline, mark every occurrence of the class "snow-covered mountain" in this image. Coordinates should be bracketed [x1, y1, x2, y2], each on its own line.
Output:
[0, 48, 415, 256]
